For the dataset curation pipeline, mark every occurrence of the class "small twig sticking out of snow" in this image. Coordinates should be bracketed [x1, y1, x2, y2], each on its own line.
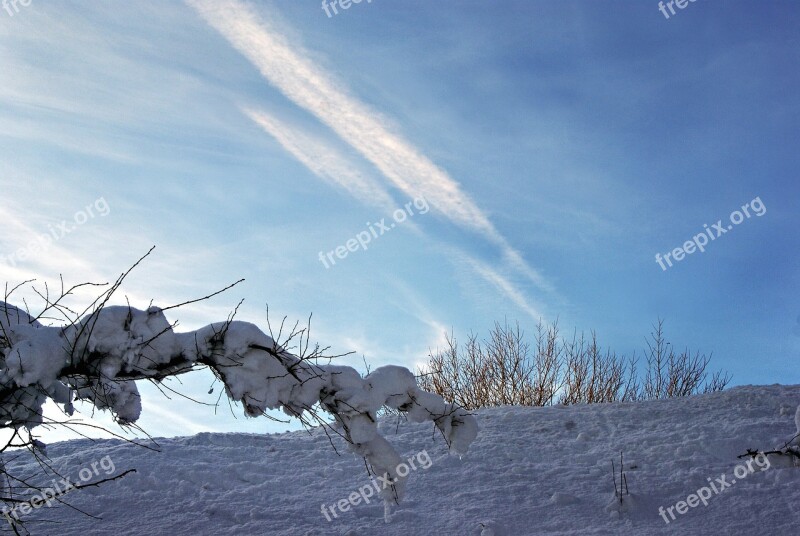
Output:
[612, 458, 618, 499]
[612, 451, 630, 505]
[737, 418, 800, 462]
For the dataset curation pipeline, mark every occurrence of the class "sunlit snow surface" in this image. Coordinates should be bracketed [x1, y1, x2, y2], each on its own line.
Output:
[5, 385, 800, 535]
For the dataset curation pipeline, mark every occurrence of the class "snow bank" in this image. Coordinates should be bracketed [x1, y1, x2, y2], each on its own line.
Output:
[6, 384, 799, 535]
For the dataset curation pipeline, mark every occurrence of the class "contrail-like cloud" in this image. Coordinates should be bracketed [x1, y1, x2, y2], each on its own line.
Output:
[187, 0, 552, 295]
[188, 0, 493, 233]
[459, 250, 545, 321]
[244, 107, 397, 213]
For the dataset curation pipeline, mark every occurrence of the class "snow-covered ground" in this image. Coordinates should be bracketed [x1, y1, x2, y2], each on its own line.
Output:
[4, 385, 800, 535]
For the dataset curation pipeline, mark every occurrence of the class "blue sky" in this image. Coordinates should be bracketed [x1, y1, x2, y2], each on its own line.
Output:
[1, 0, 798, 441]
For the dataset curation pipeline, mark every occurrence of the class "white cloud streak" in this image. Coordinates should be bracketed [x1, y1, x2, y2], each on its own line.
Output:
[460, 252, 545, 321]
[188, 0, 493, 233]
[243, 107, 397, 212]
[187, 0, 552, 294]
[185, 0, 557, 327]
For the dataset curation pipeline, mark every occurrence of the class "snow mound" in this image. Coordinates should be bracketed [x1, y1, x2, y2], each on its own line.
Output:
[3, 385, 800, 534]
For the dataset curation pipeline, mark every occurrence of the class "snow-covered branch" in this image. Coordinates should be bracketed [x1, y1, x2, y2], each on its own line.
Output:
[0, 299, 478, 506]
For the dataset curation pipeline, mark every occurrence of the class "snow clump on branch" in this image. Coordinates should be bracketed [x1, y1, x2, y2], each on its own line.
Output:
[0, 301, 478, 506]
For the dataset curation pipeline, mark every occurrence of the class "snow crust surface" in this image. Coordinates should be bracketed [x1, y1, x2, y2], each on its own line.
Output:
[4, 385, 800, 535]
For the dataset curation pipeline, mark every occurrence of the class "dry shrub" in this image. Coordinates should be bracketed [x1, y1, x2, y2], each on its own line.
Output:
[418, 319, 729, 410]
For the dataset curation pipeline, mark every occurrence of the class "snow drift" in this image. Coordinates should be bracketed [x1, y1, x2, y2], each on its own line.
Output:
[3, 385, 799, 535]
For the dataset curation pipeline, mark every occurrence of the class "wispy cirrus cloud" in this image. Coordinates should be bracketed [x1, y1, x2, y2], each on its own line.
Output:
[187, 0, 493, 233]
[243, 107, 397, 213]
[186, 0, 553, 297]
[241, 105, 547, 321]
[464, 254, 544, 321]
